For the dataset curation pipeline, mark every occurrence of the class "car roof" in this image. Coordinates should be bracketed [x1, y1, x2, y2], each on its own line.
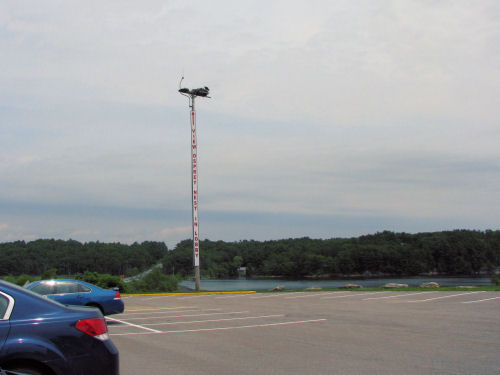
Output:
[30, 279, 98, 288]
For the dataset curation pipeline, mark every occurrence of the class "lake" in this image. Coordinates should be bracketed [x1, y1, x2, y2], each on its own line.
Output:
[179, 276, 492, 291]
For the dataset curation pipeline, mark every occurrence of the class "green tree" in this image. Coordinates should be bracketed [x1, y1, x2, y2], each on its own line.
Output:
[41, 268, 57, 280]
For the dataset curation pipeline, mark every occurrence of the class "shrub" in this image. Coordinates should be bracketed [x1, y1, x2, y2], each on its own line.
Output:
[1, 275, 40, 286]
[127, 268, 178, 293]
[2, 275, 17, 284]
[16, 274, 33, 286]
[126, 267, 140, 277]
[491, 273, 500, 286]
[76, 271, 126, 292]
[41, 268, 57, 280]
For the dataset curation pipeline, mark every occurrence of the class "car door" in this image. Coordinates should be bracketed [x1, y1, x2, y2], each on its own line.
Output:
[77, 283, 92, 305]
[0, 292, 14, 350]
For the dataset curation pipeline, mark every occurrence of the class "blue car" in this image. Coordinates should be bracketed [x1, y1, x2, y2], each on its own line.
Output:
[0, 280, 119, 375]
[25, 279, 124, 316]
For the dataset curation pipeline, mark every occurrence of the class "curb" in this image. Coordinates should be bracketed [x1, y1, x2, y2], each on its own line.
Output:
[122, 291, 257, 297]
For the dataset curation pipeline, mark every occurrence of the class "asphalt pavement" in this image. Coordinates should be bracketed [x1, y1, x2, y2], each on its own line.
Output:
[109, 291, 500, 375]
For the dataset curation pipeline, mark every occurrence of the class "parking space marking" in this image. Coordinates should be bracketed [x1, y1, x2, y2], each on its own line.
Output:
[215, 294, 255, 299]
[285, 292, 346, 299]
[250, 292, 306, 299]
[124, 306, 195, 313]
[141, 296, 176, 301]
[462, 296, 500, 304]
[122, 308, 220, 316]
[177, 294, 221, 300]
[407, 291, 486, 303]
[320, 291, 386, 299]
[119, 311, 250, 321]
[106, 316, 162, 333]
[141, 314, 286, 326]
[363, 292, 433, 300]
[110, 318, 327, 336]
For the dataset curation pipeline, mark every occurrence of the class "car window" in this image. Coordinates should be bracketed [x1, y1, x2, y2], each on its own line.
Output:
[0, 295, 8, 318]
[54, 282, 79, 294]
[78, 284, 91, 293]
[31, 283, 54, 295]
[0, 292, 14, 320]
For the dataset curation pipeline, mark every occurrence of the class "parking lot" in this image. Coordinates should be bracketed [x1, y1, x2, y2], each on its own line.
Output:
[110, 291, 500, 375]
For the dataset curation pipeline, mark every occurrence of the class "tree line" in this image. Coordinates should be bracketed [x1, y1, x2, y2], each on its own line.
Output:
[0, 239, 167, 276]
[2, 230, 499, 280]
[163, 230, 500, 278]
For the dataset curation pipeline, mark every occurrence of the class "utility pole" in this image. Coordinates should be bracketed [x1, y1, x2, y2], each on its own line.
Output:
[179, 79, 210, 291]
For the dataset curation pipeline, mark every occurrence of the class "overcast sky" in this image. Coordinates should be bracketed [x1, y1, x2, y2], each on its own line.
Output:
[1, 0, 499, 248]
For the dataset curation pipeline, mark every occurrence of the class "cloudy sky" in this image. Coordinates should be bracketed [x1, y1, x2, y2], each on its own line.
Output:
[1, 1, 499, 248]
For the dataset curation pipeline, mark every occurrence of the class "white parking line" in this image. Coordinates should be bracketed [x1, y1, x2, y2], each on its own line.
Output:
[122, 308, 220, 316]
[285, 292, 346, 299]
[141, 296, 175, 301]
[124, 306, 198, 313]
[250, 292, 306, 299]
[363, 292, 433, 300]
[119, 311, 250, 321]
[215, 294, 254, 299]
[106, 316, 162, 333]
[407, 291, 486, 302]
[110, 318, 327, 336]
[177, 294, 221, 300]
[141, 314, 285, 326]
[462, 296, 500, 304]
[320, 292, 386, 299]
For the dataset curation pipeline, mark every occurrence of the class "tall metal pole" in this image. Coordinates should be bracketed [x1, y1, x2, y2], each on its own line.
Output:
[190, 97, 200, 291]
[179, 81, 209, 292]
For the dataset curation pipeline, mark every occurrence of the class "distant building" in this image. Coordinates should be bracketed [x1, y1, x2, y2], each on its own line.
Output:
[238, 267, 247, 277]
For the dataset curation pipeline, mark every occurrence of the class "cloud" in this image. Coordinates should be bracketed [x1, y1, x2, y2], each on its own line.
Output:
[0, 1, 498, 246]
[0, 221, 38, 242]
[68, 229, 101, 238]
[160, 226, 191, 237]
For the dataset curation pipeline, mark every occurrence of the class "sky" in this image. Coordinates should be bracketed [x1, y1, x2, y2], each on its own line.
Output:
[1, 0, 499, 249]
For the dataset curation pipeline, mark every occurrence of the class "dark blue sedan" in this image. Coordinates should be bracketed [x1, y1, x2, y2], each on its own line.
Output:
[0, 280, 119, 375]
[25, 279, 124, 316]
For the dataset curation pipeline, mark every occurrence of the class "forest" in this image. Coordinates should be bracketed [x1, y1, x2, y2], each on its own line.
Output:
[0, 239, 166, 276]
[1, 230, 499, 279]
[163, 230, 500, 279]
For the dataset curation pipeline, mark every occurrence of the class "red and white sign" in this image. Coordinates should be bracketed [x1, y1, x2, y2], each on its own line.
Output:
[191, 110, 200, 266]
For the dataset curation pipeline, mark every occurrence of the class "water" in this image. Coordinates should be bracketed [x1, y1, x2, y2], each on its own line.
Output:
[179, 277, 492, 291]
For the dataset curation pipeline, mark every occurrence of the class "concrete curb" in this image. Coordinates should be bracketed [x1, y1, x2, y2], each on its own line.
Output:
[122, 291, 256, 297]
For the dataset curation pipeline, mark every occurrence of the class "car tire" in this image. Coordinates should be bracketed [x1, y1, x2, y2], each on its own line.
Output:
[3, 366, 45, 375]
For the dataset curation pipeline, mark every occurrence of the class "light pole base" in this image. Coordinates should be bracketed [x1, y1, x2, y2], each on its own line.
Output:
[195, 266, 200, 291]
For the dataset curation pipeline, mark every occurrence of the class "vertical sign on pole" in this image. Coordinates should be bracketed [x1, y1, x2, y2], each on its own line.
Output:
[178, 81, 209, 292]
[191, 101, 201, 291]
[191, 106, 200, 268]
